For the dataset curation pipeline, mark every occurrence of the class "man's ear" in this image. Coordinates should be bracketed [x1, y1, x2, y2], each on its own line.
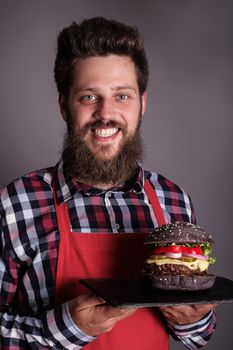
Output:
[59, 94, 67, 121]
[141, 91, 147, 117]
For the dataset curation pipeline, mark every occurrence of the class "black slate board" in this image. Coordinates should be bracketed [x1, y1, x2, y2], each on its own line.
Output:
[80, 276, 233, 308]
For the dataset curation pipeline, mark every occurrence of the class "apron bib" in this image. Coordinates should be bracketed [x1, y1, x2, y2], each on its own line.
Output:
[54, 180, 169, 350]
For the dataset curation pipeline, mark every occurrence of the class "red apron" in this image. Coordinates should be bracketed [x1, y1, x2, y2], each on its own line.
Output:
[54, 179, 169, 349]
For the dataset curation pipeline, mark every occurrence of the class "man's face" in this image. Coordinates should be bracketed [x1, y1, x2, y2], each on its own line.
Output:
[60, 54, 147, 161]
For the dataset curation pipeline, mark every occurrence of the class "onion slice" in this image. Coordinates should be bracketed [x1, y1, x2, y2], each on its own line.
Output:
[183, 253, 208, 260]
[165, 252, 182, 259]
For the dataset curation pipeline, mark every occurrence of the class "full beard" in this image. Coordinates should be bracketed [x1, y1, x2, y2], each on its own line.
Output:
[62, 119, 144, 187]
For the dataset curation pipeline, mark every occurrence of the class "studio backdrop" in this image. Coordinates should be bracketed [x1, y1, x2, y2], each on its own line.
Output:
[0, 1, 232, 349]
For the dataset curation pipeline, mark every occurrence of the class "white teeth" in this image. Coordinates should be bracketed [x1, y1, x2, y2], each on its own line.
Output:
[95, 128, 118, 137]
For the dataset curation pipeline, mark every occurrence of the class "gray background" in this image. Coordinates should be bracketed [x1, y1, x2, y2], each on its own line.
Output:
[0, 0, 232, 349]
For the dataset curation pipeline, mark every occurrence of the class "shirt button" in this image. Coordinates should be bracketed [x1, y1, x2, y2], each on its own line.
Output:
[106, 191, 111, 197]
[115, 223, 120, 229]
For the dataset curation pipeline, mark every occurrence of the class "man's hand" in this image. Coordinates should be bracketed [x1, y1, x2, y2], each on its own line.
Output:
[68, 293, 137, 336]
[159, 304, 216, 325]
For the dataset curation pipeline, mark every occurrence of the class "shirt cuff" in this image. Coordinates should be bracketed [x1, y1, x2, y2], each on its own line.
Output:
[42, 302, 96, 349]
[166, 310, 216, 349]
[167, 309, 215, 336]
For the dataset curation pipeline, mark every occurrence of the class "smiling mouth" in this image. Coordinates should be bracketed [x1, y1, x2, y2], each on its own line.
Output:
[94, 127, 119, 138]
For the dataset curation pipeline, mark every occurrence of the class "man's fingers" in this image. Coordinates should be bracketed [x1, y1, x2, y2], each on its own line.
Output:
[104, 306, 137, 320]
[193, 303, 217, 310]
[69, 293, 136, 320]
[68, 294, 137, 336]
[69, 293, 106, 311]
[159, 303, 217, 325]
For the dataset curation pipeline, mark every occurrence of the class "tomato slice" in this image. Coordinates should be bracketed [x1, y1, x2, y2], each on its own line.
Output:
[153, 246, 185, 254]
[153, 245, 203, 255]
[185, 246, 203, 255]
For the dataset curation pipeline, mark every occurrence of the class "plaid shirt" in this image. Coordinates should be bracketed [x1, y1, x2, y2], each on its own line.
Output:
[0, 159, 216, 349]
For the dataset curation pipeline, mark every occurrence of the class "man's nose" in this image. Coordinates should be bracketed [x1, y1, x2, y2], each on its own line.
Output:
[94, 98, 115, 120]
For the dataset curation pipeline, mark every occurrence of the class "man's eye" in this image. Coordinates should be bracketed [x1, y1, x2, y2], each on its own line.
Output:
[80, 95, 97, 103]
[115, 94, 129, 101]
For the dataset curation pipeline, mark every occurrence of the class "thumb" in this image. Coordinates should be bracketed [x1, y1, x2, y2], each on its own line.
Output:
[70, 293, 106, 311]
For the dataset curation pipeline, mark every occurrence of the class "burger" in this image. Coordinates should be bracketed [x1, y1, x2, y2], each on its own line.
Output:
[143, 222, 216, 291]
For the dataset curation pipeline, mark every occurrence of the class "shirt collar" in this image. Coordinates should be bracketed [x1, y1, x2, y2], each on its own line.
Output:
[53, 159, 76, 203]
[53, 159, 144, 203]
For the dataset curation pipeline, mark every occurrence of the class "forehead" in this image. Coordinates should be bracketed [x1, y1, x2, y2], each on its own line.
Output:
[71, 54, 139, 91]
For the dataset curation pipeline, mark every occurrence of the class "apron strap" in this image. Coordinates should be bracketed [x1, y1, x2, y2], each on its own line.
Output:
[144, 179, 166, 226]
[53, 186, 71, 232]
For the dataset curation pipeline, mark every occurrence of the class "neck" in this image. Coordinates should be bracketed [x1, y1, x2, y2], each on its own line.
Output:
[75, 176, 121, 190]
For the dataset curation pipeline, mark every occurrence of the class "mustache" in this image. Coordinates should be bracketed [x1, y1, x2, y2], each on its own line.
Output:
[81, 120, 126, 135]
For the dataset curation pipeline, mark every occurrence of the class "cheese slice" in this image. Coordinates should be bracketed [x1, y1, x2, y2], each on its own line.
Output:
[146, 256, 209, 272]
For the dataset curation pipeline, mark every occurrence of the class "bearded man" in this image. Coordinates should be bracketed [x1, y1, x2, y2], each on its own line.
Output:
[0, 17, 216, 350]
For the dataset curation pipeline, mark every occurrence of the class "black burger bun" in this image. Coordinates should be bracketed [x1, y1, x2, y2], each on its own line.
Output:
[145, 222, 214, 245]
[150, 273, 216, 291]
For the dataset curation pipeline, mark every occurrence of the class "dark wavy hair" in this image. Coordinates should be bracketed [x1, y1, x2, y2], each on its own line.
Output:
[54, 17, 149, 97]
